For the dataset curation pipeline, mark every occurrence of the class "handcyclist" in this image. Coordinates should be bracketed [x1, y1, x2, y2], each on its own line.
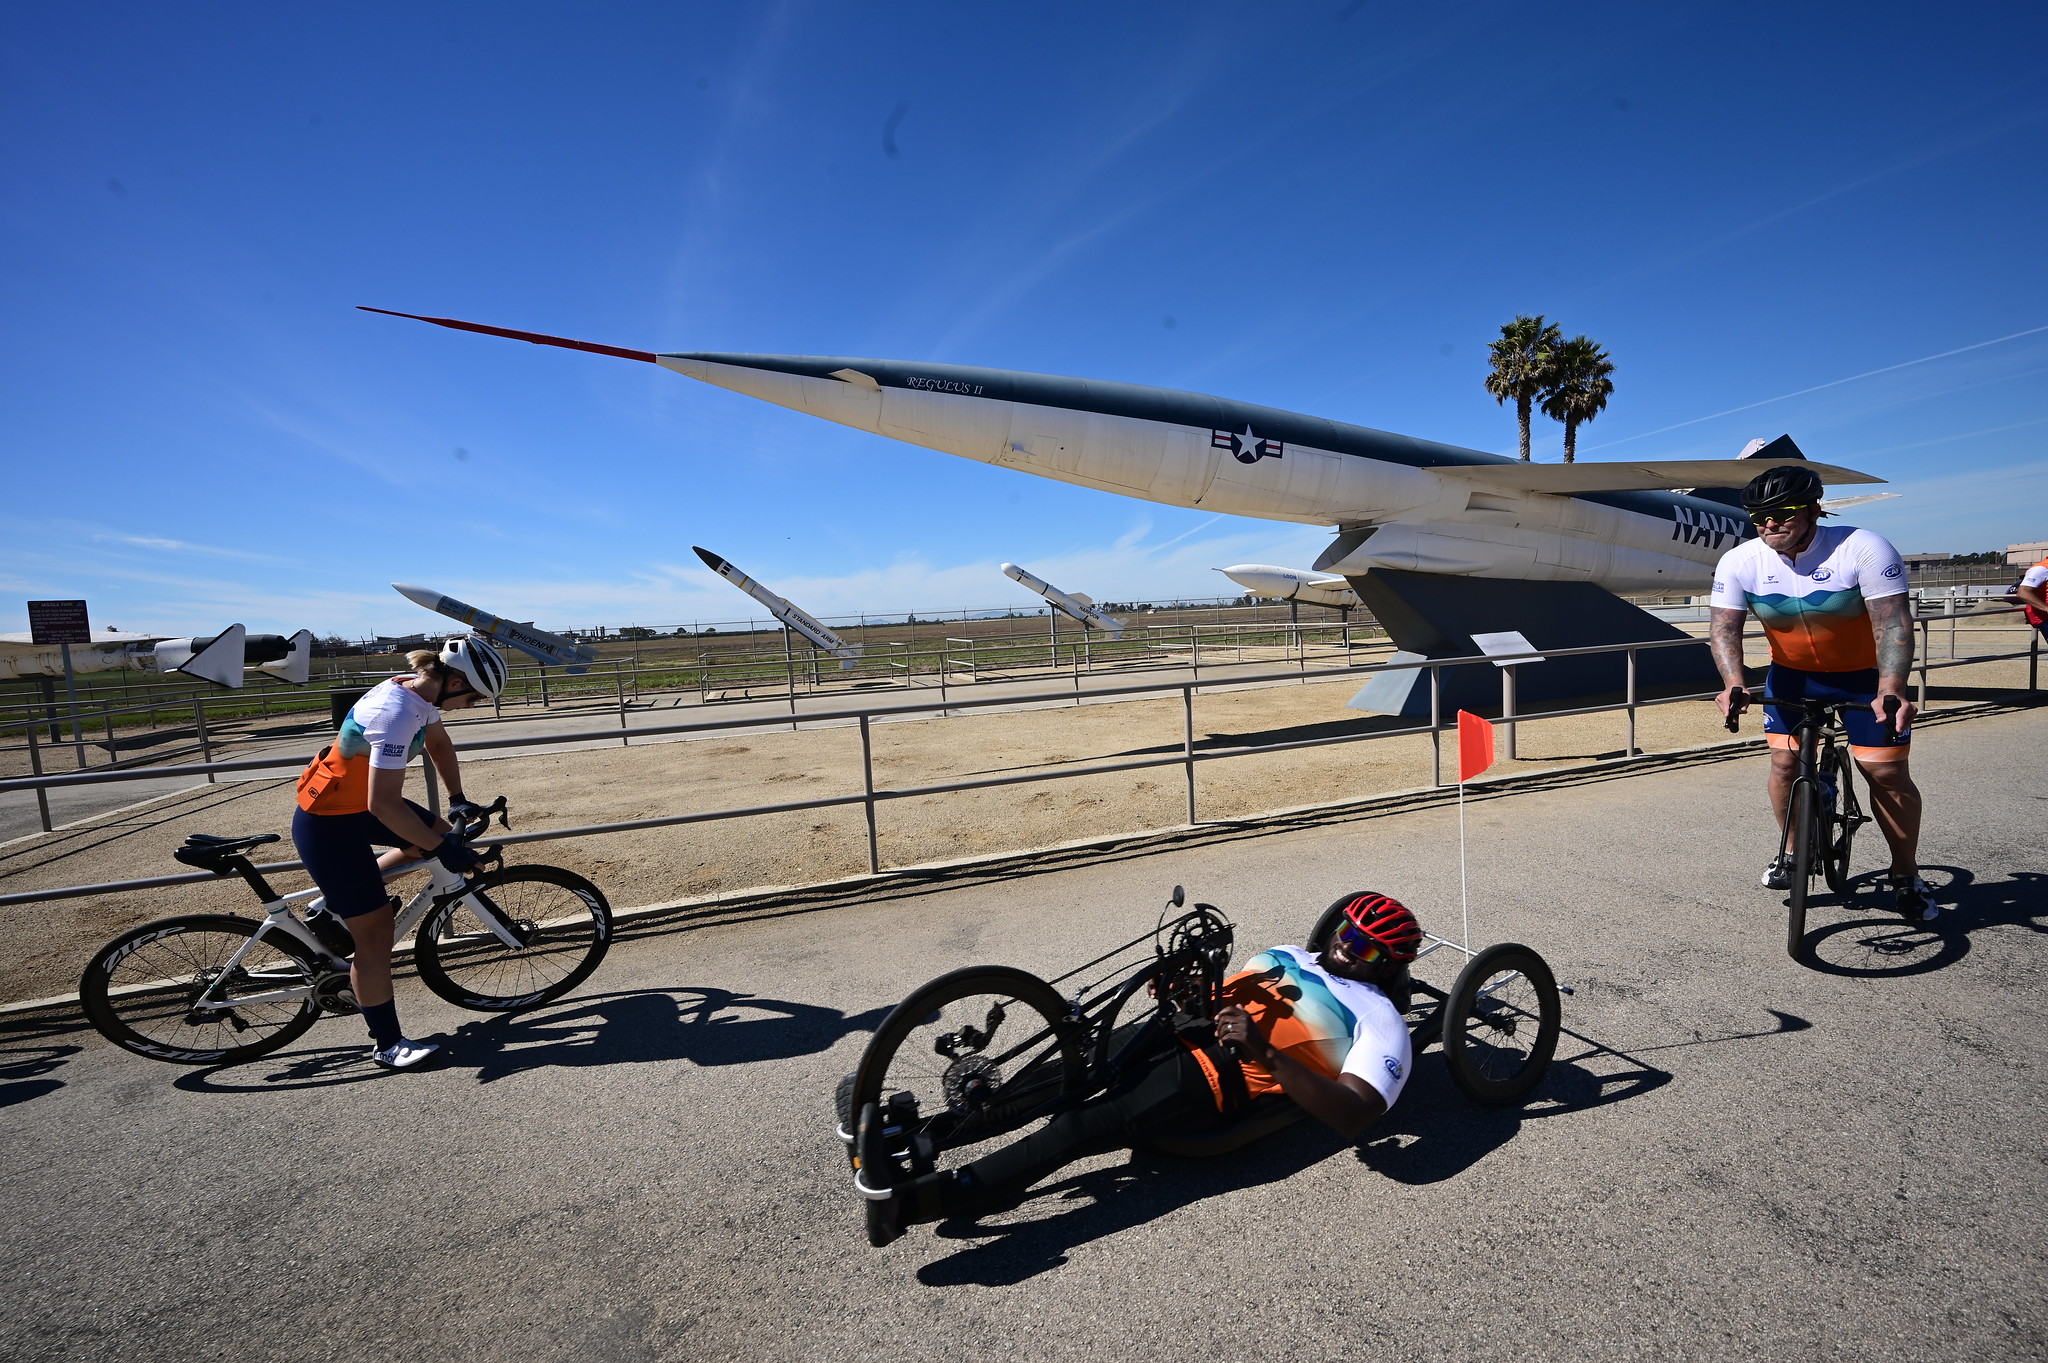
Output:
[2014, 552, 2048, 644]
[857, 892, 1420, 1245]
[1709, 465, 1937, 921]
[292, 636, 507, 1068]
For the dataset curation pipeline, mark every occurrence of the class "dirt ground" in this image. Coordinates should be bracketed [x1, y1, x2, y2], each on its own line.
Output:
[3, 643, 2037, 1005]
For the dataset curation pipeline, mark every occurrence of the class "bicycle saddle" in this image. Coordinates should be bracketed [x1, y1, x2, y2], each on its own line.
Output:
[174, 833, 279, 869]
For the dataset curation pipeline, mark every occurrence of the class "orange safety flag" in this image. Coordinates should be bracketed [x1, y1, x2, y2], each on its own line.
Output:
[1456, 710, 1495, 783]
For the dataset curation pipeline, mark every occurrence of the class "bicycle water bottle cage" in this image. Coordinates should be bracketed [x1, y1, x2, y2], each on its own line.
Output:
[173, 833, 280, 872]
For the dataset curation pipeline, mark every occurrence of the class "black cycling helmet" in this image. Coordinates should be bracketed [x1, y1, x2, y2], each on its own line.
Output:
[1740, 464, 1825, 512]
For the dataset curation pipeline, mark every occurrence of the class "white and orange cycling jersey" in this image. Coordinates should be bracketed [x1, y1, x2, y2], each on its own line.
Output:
[1710, 524, 1908, 673]
[295, 677, 441, 815]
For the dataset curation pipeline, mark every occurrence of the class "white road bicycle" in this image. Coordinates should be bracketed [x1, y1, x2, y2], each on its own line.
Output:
[79, 798, 613, 1065]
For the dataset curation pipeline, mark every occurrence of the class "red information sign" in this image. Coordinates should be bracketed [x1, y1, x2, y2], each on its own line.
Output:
[26, 600, 91, 646]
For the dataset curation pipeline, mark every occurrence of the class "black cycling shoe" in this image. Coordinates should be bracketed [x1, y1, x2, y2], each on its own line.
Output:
[1760, 854, 1795, 891]
[1890, 876, 1940, 923]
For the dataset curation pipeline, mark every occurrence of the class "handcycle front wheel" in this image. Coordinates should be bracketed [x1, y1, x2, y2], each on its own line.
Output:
[79, 914, 323, 1065]
[1440, 942, 1561, 1107]
[413, 865, 613, 1011]
[847, 966, 1087, 1182]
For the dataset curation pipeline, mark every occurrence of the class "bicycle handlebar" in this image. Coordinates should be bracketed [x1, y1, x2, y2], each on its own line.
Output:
[451, 794, 511, 843]
[1722, 688, 1902, 743]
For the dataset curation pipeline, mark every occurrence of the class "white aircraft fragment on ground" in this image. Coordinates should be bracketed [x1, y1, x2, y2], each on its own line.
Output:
[693, 546, 863, 669]
[1000, 563, 1126, 638]
[0, 627, 313, 687]
[392, 582, 600, 673]
[1216, 565, 1360, 610]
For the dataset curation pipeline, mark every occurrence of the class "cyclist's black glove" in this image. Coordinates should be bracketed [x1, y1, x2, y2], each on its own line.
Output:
[433, 836, 482, 875]
[447, 798, 487, 827]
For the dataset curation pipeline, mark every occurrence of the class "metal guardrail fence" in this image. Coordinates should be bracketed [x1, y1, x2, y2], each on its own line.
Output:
[2, 606, 2037, 911]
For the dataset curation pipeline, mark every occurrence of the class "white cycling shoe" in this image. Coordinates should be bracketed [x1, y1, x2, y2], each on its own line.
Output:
[369, 1037, 443, 1070]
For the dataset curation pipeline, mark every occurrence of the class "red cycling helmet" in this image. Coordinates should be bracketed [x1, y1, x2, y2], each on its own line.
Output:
[1337, 892, 1424, 962]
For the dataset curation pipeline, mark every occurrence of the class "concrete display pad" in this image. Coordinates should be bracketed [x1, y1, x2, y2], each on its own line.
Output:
[1, 705, 2041, 1361]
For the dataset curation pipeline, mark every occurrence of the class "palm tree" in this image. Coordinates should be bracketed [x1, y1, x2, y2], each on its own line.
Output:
[1484, 315, 1563, 461]
[1539, 335, 1616, 464]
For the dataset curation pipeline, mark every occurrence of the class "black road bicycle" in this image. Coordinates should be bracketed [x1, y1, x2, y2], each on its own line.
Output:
[79, 799, 613, 1065]
[838, 888, 1563, 1243]
[1725, 688, 1898, 961]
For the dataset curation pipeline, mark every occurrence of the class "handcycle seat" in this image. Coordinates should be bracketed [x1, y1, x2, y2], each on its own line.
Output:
[174, 833, 280, 871]
[1141, 1093, 1306, 1159]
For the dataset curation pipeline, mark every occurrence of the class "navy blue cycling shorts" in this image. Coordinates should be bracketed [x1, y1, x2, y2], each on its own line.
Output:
[1762, 664, 1910, 762]
[291, 799, 436, 918]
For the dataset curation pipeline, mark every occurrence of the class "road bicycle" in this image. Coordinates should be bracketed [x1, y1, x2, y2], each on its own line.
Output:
[838, 887, 1562, 1243]
[1725, 688, 1897, 961]
[79, 798, 613, 1065]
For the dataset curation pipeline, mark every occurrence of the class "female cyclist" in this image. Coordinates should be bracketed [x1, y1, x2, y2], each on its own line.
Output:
[293, 635, 507, 1068]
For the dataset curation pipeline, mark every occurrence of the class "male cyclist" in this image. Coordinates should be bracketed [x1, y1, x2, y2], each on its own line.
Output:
[855, 892, 1420, 1246]
[293, 635, 506, 1068]
[1709, 464, 1937, 921]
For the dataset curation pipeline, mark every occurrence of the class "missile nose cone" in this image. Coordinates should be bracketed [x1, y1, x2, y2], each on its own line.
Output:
[692, 546, 729, 573]
[999, 563, 1021, 576]
[392, 583, 437, 607]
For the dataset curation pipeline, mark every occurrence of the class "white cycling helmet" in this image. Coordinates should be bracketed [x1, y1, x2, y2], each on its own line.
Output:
[438, 635, 507, 699]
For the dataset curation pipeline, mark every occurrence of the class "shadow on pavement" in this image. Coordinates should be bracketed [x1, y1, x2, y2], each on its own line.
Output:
[170, 986, 890, 1093]
[0, 1011, 86, 1112]
[911, 1004, 1814, 1286]
[1800, 866, 2046, 977]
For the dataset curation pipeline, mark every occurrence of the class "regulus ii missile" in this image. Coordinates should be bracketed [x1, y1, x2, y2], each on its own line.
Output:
[391, 583, 600, 672]
[692, 547, 862, 669]
[1000, 563, 1125, 638]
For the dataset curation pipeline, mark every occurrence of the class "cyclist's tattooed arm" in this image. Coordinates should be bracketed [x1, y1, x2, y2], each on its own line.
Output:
[1868, 594, 1914, 690]
[1710, 608, 1750, 716]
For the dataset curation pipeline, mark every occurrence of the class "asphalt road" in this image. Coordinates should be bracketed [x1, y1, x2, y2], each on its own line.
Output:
[3, 705, 2043, 1362]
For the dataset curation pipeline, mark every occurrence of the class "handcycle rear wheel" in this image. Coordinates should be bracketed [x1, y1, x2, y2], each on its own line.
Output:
[847, 966, 1087, 1181]
[1440, 942, 1560, 1106]
[79, 914, 322, 1065]
[414, 865, 613, 1011]
[1820, 743, 1863, 896]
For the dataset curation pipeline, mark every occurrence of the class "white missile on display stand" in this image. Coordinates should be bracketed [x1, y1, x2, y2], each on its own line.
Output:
[692, 547, 863, 669]
[1216, 564, 1360, 610]
[391, 583, 600, 673]
[0, 627, 313, 687]
[1000, 563, 1126, 638]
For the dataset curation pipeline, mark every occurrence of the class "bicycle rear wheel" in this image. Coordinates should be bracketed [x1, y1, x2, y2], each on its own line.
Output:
[414, 866, 613, 1011]
[1786, 780, 1818, 960]
[79, 914, 322, 1065]
[1440, 943, 1560, 1106]
[849, 967, 1087, 1180]
[1820, 743, 1864, 895]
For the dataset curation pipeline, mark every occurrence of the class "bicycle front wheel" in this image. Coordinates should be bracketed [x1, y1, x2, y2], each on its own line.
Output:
[1786, 780, 1821, 960]
[1820, 744, 1863, 895]
[80, 914, 322, 1065]
[414, 866, 614, 1011]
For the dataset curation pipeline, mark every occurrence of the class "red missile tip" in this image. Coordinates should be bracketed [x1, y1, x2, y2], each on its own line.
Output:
[357, 307, 658, 363]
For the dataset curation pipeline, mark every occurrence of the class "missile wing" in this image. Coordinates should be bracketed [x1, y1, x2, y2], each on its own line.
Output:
[691, 547, 862, 668]
[1000, 563, 1126, 637]
[391, 583, 600, 673]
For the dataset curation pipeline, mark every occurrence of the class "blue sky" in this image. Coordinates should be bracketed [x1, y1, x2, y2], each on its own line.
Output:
[4, 2, 2045, 637]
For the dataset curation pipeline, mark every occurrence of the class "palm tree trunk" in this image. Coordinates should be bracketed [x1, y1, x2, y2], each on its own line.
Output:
[1516, 396, 1532, 461]
[1563, 417, 1578, 464]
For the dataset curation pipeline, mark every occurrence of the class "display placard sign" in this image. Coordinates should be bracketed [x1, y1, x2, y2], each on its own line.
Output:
[27, 600, 91, 646]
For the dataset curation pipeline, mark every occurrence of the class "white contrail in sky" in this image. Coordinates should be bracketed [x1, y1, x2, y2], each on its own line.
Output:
[1586, 323, 2048, 452]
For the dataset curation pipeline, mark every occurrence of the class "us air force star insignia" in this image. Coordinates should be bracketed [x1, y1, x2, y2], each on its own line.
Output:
[1211, 425, 1283, 464]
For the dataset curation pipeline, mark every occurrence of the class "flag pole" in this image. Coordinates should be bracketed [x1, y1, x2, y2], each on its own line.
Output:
[1458, 772, 1469, 952]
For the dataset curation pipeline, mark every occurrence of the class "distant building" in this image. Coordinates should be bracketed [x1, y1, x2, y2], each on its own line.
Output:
[2006, 541, 2048, 566]
[1900, 553, 1953, 567]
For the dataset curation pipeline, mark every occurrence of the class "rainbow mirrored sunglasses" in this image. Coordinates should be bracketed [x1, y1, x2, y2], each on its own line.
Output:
[1333, 921, 1388, 963]
[1748, 502, 1817, 527]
